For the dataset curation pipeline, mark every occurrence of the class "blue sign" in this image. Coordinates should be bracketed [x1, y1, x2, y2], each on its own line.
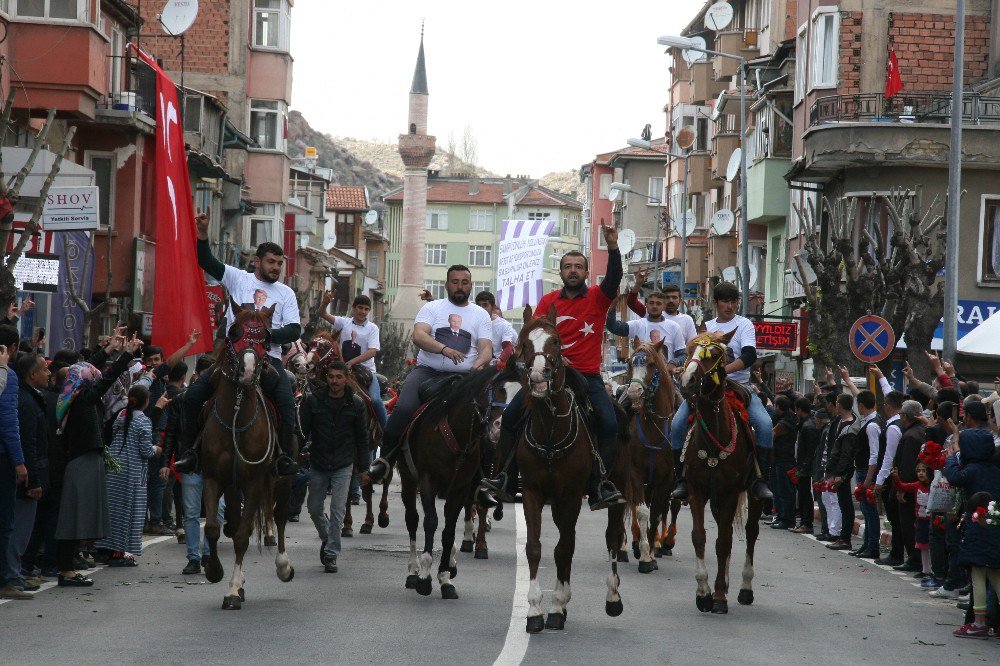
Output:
[934, 299, 1000, 340]
[661, 270, 682, 288]
[850, 315, 895, 363]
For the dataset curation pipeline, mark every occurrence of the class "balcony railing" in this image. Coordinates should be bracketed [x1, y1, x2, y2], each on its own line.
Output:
[102, 56, 156, 119]
[809, 92, 1000, 128]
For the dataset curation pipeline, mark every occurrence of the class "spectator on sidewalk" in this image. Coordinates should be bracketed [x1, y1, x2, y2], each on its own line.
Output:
[873, 386, 905, 566]
[769, 395, 800, 530]
[156, 362, 189, 542]
[300, 362, 369, 573]
[824, 392, 858, 551]
[892, 462, 933, 579]
[816, 393, 840, 541]
[893, 399, 927, 572]
[791, 398, 822, 534]
[0, 329, 30, 601]
[852, 390, 883, 559]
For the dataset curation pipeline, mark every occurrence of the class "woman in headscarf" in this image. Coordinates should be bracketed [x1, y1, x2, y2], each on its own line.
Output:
[54, 332, 143, 587]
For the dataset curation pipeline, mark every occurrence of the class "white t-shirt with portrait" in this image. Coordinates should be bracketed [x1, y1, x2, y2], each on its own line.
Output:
[415, 299, 493, 373]
[221, 264, 300, 359]
[328, 316, 380, 372]
[490, 314, 517, 358]
[665, 311, 698, 343]
[705, 314, 756, 385]
[624, 317, 685, 362]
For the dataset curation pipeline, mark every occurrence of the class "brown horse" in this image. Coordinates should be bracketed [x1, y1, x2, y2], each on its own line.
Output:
[200, 301, 295, 609]
[306, 331, 390, 534]
[678, 331, 763, 614]
[515, 305, 631, 634]
[397, 367, 499, 599]
[623, 338, 678, 572]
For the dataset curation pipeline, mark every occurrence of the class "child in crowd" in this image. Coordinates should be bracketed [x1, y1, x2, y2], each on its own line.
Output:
[892, 462, 932, 579]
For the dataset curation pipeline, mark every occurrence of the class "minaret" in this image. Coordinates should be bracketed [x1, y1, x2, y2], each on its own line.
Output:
[392, 27, 436, 324]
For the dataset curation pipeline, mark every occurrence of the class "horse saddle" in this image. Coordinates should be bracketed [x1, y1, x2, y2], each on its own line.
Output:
[418, 374, 461, 403]
[563, 368, 629, 443]
[351, 365, 374, 391]
[723, 379, 755, 446]
[398, 375, 465, 456]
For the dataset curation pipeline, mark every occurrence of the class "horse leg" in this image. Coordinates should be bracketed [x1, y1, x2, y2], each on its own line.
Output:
[636, 503, 656, 573]
[437, 491, 463, 599]
[474, 505, 489, 559]
[712, 495, 738, 615]
[629, 503, 641, 560]
[522, 489, 544, 634]
[691, 495, 713, 612]
[401, 476, 420, 590]
[360, 481, 374, 534]
[222, 491, 257, 610]
[545, 498, 580, 630]
[264, 522, 276, 548]
[342, 498, 354, 538]
[461, 504, 475, 553]
[662, 498, 681, 556]
[274, 479, 294, 582]
[604, 504, 625, 617]
[378, 476, 391, 528]
[739, 497, 763, 606]
[415, 483, 437, 596]
[202, 478, 225, 584]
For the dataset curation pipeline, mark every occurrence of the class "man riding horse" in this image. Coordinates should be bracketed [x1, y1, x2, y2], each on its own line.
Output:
[669, 281, 773, 501]
[484, 220, 625, 511]
[174, 214, 300, 477]
[366, 265, 496, 508]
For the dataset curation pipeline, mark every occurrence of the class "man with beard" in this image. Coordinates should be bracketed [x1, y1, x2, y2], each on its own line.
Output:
[366, 265, 493, 507]
[173, 213, 301, 477]
[626, 277, 698, 344]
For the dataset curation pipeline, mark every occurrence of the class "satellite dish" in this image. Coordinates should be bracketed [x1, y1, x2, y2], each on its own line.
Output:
[677, 210, 696, 237]
[748, 264, 759, 291]
[705, 2, 735, 31]
[363, 210, 379, 226]
[721, 266, 738, 282]
[682, 36, 707, 66]
[675, 125, 697, 151]
[159, 0, 199, 36]
[608, 187, 621, 202]
[618, 229, 636, 256]
[711, 209, 735, 235]
[711, 90, 727, 120]
[726, 148, 742, 182]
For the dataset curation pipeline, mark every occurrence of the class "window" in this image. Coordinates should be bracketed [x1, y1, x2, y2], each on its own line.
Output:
[794, 24, 807, 104]
[572, 217, 579, 237]
[335, 213, 356, 249]
[425, 244, 447, 265]
[426, 208, 448, 230]
[980, 200, 1000, 282]
[425, 280, 446, 300]
[549, 254, 561, 270]
[469, 208, 494, 232]
[253, 0, 291, 51]
[599, 174, 612, 200]
[668, 181, 683, 227]
[810, 9, 839, 89]
[14, 0, 81, 19]
[473, 281, 492, 296]
[250, 219, 274, 247]
[86, 153, 115, 230]
[529, 212, 550, 221]
[108, 26, 124, 97]
[468, 245, 492, 266]
[696, 117, 710, 152]
[249, 99, 285, 151]
[648, 177, 665, 205]
[367, 249, 379, 275]
[184, 94, 203, 133]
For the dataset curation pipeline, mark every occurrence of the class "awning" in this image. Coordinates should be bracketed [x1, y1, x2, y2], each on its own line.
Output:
[957, 311, 1000, 357]
[1, 147, 94, 198]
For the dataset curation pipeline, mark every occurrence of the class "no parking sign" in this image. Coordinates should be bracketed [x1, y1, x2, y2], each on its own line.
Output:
[849, 315, 895, 363]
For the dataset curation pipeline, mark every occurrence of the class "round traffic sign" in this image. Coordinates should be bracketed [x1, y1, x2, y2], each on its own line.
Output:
[849, 315, 895, 363]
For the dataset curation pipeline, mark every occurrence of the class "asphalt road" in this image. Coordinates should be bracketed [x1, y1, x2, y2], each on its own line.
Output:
[2, 488, 998, 665]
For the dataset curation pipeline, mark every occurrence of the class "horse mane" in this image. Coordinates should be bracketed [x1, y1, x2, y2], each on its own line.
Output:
[313, 329, 340, 345]
[423, 366, 498, 422]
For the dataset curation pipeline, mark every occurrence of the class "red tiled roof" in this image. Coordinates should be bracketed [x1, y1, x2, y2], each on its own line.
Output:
[384, 179, 581, 208]
[518, 189, 568, 206]
[326, 186, 368, 211]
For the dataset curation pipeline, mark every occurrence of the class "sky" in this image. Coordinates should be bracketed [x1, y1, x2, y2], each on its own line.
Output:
[290, 0, 694, 177]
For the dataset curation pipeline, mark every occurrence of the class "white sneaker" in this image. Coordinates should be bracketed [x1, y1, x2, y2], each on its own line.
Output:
[928, 586, 958, 599]
[957, 593, 970, 603]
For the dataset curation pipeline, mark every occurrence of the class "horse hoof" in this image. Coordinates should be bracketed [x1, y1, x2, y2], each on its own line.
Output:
[441, 583, 458, 600]
[474, 548, 489, 560]
[341, 527, 353, 538]
[526, 615, 544, 633]
[631, 542, 640, 559]
[737, 589, 754, 606]
[204, 560, 224, 584]
[360, 523, 373, 535]
[653, 547, 662, 558]
[415, 576, 432, 596]
[695, 594, 714, 613]
[493, 505, 504, 522]
[637, 560, 656, 574]
[448, 565, 458, 580]
[282, 566, 295, 582]
[460, 539, 474, 553]
[712, 600, 729, 615]
[378, 515, 390, 528]
[661, 547, 673, 557]
[222, 595, 242, 610]
[405, 574, 419, 589]
[545, 611, 566, 630]
[605, 599, 624, 617]
[264, 535, 277, 547]
[238, 587, 245, 602]
[616, 550, 629, 563]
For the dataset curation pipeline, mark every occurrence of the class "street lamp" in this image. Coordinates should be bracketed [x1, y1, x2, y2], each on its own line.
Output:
[658, 34, 750, 316]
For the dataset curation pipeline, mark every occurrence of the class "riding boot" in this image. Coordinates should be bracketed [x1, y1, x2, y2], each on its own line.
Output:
[670, 447, 688, 500]
[481, 427, 518, 502]
[470, 470, 498, 509]
[587, 439, 624, 511]
[750, 449, 774, 501]
[173, 415, 201, 474]
[368, 439, 406, 483]
[274, 423, 299, 477]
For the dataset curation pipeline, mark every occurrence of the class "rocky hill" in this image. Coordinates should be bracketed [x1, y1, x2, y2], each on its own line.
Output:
[539, 170, 582, 201]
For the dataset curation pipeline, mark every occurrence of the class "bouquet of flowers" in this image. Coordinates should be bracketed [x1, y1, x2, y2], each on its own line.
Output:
[917, 441, 947, 470]
[853, 483, 864, 502]
[812, 481, 826, 493]
[976, 500, 1000, 527]
[786, 467, 799, 485]
[932, 515, 947, 531]
[102, 446, 122, 473]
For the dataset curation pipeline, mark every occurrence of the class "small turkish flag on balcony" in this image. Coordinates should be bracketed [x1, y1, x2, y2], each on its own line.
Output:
[885, 49, 903, 99]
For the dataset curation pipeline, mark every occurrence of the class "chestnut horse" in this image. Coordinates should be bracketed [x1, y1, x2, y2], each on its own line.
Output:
[514, 305, 631, 634]
[200, 302, 295, 609]
[623, 339, 678, 572]
[678, 331, 763, 615]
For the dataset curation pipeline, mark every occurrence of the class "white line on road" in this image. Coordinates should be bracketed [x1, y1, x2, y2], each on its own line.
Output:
[493, 503, 529, 666]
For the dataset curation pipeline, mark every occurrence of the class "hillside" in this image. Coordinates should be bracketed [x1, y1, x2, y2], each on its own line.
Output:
[539, 170, 581, 200]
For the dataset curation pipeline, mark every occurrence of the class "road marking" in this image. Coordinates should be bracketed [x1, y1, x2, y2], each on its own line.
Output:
[493, 503, 529, 666]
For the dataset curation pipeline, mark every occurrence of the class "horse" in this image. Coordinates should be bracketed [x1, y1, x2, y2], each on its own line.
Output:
[397, 367, 499, 599]
[306, 331, 390, 534]
[199, 301, 295, 609]
[623, 338, 678, 572]
[677, 330, 763, 615]
[514, 305, 631, 634]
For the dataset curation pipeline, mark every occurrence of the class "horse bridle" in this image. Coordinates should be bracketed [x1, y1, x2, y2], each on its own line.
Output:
[515, 321, 566, 396]
[688, 336, 728, 394]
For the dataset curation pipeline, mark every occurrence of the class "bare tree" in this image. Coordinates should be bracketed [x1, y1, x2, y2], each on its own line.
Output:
[460, 125, 477, 170]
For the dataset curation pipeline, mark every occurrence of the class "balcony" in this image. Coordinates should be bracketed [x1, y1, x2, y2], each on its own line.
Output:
[713, 32, 743, 81]
[94, 57, 156, 133]
[746, 157, 789, 223]
[685, 153, 714, 194]
[711, 114, 739, 180]
[689, 61, 727, 104]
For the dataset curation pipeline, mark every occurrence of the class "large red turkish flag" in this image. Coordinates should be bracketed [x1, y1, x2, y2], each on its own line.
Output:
[131, 46, 213, 356]
[885, 49, 903, 99]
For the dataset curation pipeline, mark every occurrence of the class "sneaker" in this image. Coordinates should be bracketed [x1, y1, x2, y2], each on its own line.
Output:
[953, 622, 990, 639]
[182, 559, 201, 575]
[0, 584, 33, 600]
[920, 577, 943, 588]
[957, 593, 970, 603]
[324, 560, 338, 573]
[928, 586, 958, 599]
[13, 579, 40, 592]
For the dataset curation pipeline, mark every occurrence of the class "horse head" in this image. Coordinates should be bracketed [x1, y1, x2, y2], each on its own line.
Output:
[225, 298, 274, 387]
[516, 305, 564, 399]
[282, 340, 310, 380]
[626, 337, 667, 405]
[680, 330, 735, 393]
[305, 330, 341, 378]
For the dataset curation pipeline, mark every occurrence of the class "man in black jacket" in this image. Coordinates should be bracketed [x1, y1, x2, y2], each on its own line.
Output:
[770, 395, 800, 530]
[824, 392, 859, 551]
[790, 397, 823, 534]
[301, 362, 368, 573]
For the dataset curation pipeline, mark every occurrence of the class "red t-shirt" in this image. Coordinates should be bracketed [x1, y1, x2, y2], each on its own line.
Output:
[534, 286, 613, 375]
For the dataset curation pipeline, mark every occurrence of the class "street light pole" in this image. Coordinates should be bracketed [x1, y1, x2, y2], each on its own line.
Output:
[943, 0, 964, 361]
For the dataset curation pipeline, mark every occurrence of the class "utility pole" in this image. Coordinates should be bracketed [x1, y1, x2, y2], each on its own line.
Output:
[943, 0, 964, 360]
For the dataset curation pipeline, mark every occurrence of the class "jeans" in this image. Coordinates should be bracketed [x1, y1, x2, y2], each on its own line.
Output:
[855, 471, 880, 551]
[943, 516, 967, 591]
[822, 490, 842, 538]
[670, 390, 773, 451]
[147, 455, 165, 526]
[5, 496, 37, 585]
[368, 371, 387, 429]
[883, 484, 903, 559]
[0, 454, 15, 586]
[307, 466, 353, 562]
[382, 366, 444, 457]
[772, 458, 795, 525]
[22, 489, 60, 573]
[181, 472, 224, 562]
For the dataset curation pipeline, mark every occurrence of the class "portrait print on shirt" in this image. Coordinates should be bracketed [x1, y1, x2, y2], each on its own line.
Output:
[242, 288, 269, 312]
[341, 329, 362, 363]
[434, 313, 473, 354]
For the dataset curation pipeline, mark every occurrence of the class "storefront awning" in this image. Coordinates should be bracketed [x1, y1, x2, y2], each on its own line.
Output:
[1, 147, 94, 198]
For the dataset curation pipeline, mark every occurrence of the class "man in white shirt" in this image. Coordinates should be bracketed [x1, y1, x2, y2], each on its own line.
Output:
[175, 214, 301, 476]
[625, 275, 698, 344]
[318, 293, 386, 429]
[852, 389, 884, 558]
[474, 291, 516, 363]
[606, 291, 686, 364]
[670, 282, 773, 501]
[872, 375, 906, 566]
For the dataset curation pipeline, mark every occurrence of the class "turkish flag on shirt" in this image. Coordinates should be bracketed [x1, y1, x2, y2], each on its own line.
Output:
[130, 45, 214, 356]
[885, 49, 903, 99]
